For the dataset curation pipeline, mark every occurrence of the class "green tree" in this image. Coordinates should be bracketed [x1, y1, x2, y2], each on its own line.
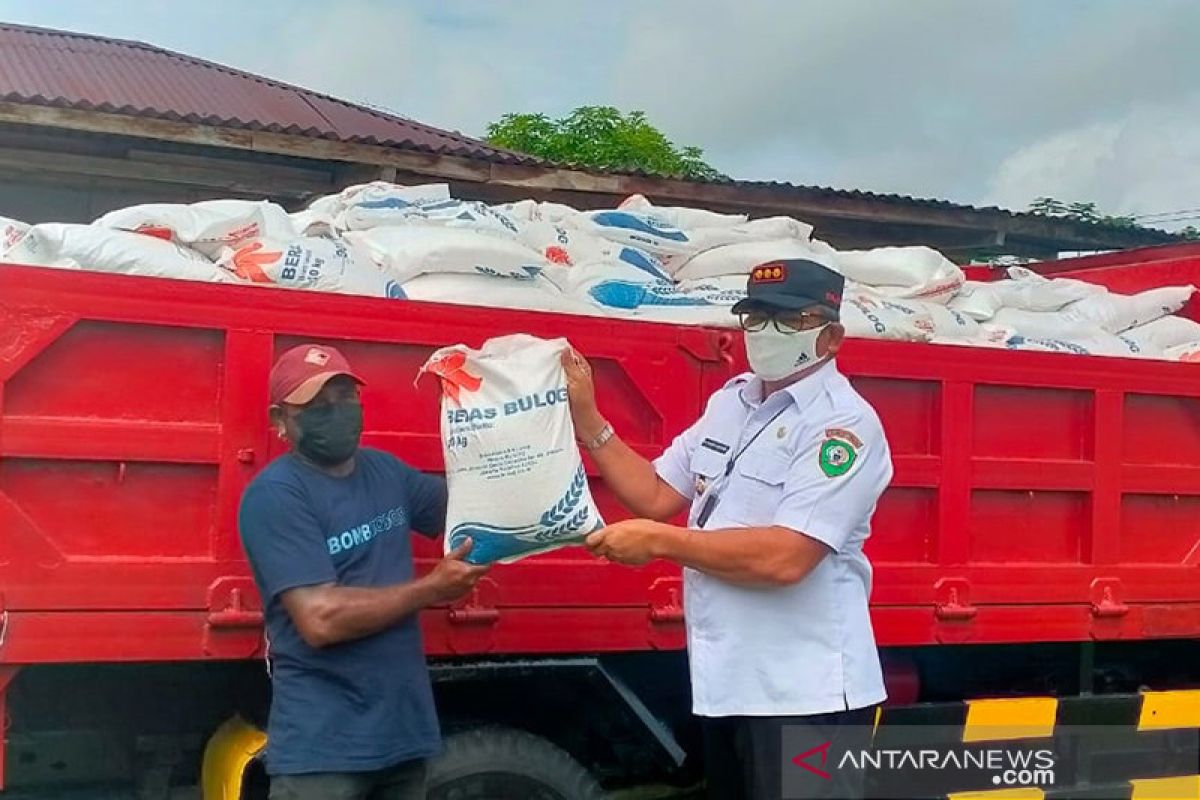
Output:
[1028, 198, 1143, 231]
[1099, 214, 1138, 229]
[485, 106, 722, 180]
[1065, 201, 1099, 223]
[1029, 197, 1068, 217]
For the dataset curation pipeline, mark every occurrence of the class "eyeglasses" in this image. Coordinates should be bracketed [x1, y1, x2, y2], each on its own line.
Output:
[737, 310, 830, 334]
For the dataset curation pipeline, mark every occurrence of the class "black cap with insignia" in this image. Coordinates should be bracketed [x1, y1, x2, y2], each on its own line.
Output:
[731, 258, 845, 321]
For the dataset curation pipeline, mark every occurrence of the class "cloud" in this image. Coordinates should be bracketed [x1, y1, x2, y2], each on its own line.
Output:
[1, 0, 1199, 216]
[0, 0, 601, 136]
[985, 94, 1200, 225]
[605, 0, 1200, 203]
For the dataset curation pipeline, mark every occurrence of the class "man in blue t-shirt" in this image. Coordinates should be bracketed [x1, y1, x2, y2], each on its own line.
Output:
[239, 343, 489, 800]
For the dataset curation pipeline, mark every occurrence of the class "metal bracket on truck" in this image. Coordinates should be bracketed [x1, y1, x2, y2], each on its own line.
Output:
[431, 657, 688, 769]
[204, 577, 265, 659]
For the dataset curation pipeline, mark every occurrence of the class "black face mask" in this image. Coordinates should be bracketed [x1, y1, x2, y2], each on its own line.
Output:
[295, 402, 363, 466]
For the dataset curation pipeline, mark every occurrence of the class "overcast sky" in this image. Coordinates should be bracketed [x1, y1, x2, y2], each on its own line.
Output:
[4, 0, 1199, 227]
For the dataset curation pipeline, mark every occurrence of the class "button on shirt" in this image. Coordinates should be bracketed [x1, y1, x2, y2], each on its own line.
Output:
[655, 360, 892, 718]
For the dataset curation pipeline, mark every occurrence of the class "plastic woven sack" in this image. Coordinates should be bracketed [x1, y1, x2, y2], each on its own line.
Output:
[420, 334, 604, 565]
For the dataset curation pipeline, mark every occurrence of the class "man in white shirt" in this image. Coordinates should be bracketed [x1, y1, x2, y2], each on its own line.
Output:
[564, 258, 893, 799]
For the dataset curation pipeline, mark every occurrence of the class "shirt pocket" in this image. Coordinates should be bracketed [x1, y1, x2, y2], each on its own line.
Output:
[689, 446, 728, 485]
[728, 449, 793, 524]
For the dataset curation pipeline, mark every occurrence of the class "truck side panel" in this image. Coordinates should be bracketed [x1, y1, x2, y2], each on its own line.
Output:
[0, 265, 725, 662]
[2, 258, 1200, 667]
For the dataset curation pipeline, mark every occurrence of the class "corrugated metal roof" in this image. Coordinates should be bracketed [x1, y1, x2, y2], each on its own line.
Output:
[0, 21, 539, 164]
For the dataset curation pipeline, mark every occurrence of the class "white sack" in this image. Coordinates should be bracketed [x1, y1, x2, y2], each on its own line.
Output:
[6, 223, 234, 283]
[1002, 332, 1145, 358]
[832, 246, 965, 303]
[840, 292, 934, 342]
[1121, 315, 1200, 353]
[346, 227, 546, 284]
[590, 278, 744, 327]
[308, 181, 451, 223]
[517, 222, 671, 279]
[576, 209, 691, 266]
[218, 234, 400, 298]
[1002, 266, 1108, 310]
[95, 200, 294, 258]
[344, 198, 525, 239]
[581, 210, 812, 273]
[949, 269, 1108, 321]
[1, 215, 29, 255]
[991, 308, 1099, 340]
[673, 238, 833, 282]
[289, 209, 337, 237]
[918, 300, 981, 340]
[1163, 341, 1200, 362]
[398, 273, 596, 316]
[310, 180, 518, 237]
[618, 193, 749, 229]
[492, 199, 541, 223]
[1061, 286, 1196, 333]
[948, 281, 1004, 321]
[930, 325, 1013, 350]
[552, 260, 744, 328]
[493, 199, 581, 226]
[421, 334, 604, 564]
[732, 216, 816, 241]
[413, 201, 524, 239]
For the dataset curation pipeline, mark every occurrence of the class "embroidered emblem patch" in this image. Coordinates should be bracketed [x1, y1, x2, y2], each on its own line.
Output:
[819, 435, 859, 478]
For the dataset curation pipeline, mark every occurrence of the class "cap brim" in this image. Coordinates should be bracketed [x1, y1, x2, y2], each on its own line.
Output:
[281, 371, 365, 405]
[731, 292, 832, 315]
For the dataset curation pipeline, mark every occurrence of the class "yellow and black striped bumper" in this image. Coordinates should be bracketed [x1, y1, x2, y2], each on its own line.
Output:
[874, 691, 1200, 800]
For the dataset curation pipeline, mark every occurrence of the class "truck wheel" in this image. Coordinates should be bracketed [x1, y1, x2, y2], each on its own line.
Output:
[427, 726, 606, 800]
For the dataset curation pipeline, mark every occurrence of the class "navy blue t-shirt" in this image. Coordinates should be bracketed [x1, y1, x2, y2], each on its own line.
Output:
[238, 447, 448, 775]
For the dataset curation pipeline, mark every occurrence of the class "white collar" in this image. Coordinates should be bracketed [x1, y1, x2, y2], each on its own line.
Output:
[740, 359, 836, 412]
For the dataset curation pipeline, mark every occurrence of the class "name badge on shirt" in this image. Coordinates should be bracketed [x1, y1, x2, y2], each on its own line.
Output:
[701, 438, 731, 455]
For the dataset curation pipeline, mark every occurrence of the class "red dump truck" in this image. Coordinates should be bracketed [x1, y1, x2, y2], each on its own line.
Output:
[1, 244, 1199, 799]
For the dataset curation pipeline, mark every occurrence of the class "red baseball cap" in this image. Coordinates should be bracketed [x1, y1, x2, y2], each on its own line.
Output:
[269, 344, 365, 406]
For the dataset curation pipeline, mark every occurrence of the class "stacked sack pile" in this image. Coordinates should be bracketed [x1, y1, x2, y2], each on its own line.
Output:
[1, 182, 1197, 361]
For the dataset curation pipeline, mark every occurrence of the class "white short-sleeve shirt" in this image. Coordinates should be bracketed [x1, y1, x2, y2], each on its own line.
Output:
[655, 359, 892, 717]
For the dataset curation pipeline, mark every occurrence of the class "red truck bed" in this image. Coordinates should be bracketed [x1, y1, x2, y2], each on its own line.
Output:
[1, 251, 1199, 670]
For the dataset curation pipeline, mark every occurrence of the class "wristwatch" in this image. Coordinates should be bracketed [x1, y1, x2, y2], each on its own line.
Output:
[581, 422, 615, 451]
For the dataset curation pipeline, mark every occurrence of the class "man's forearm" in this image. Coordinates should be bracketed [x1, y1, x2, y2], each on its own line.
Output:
[304, 578, 439, 647]
[576, 415, 669, 520]
[653, 522, 828, 587]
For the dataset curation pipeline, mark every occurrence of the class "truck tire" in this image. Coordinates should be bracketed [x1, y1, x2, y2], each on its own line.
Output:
[427, 726, 606, 800]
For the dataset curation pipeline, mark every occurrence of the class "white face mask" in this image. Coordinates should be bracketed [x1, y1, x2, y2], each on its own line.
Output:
[744, 325, 828, 381]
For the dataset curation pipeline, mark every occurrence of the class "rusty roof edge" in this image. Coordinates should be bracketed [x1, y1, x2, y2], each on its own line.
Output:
[619, 175, 1178, 235]
[0, 20, 538, 163]
[0, 20, 159, 53]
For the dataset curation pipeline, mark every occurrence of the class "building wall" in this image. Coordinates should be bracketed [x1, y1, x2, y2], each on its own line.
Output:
[0, 123, 1172, 258]
[0, 174, 227, 224]
[0, 123, 344, 226]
